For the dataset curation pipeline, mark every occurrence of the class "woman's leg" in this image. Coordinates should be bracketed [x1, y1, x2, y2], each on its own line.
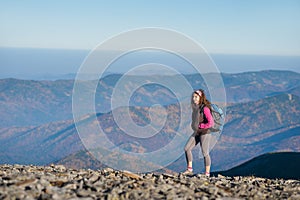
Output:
[184, 132, 200, 169]
[200, 133, 211, 173]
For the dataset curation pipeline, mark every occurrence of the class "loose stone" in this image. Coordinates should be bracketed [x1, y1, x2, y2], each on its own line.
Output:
[0, 164, 299, 199]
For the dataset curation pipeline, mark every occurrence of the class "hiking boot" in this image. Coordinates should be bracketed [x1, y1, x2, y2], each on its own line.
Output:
[196, 172, 210, 178]
[204, 172, 210, 177]
[181, 169, 193, 176]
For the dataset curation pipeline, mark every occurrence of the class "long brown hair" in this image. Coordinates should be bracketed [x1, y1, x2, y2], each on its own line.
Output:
[191, 89, 212, 110]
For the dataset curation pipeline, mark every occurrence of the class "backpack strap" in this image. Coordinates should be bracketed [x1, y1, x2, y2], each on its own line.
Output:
[199, 104, 207, 122]
[199, 104, 205, 114]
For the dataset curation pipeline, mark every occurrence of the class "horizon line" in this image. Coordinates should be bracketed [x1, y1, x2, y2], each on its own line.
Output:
[1, 46, 300, 57]
[1, 69, 299, 82]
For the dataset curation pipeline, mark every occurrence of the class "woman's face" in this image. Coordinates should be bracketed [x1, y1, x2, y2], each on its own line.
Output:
[193, 93, 201, 105]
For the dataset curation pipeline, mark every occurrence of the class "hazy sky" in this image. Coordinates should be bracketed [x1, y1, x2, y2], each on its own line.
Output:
[1, 0, 300, 56]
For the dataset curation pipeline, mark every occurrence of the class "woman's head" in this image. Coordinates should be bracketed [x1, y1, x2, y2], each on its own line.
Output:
[192, 89, 205, 105]
[191, 89, 211, 109]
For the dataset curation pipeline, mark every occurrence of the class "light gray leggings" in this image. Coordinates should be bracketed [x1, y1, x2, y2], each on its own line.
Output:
[184, 131, 211, 167]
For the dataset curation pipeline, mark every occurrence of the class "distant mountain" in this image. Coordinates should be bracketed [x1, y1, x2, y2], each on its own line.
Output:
[0, 78, 74, 127]
[0, 70, 299, 172]
[0, 70, 299, 128]
[221, 70, 300, 102]
[0, 119, 83, 165]
[224, 93, 299, 138]
[215, 152, 300, 180]
[205, 93, 300, 171]
[54, 149, 105, 170]
[1, 93, 296, 172]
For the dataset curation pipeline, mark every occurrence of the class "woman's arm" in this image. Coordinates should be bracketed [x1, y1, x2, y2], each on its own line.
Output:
[199, 107, 214, 129]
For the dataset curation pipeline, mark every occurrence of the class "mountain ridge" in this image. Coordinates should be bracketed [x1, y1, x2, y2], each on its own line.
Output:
[1, 93, 299, 173]
[0, 70, 299, 128]
[216, 152, 300, 180]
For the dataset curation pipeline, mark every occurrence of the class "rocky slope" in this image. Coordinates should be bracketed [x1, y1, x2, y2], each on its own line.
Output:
[0, 164, 299, 200]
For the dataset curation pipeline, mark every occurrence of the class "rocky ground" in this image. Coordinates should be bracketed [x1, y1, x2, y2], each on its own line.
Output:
[0, 164, 299, 200]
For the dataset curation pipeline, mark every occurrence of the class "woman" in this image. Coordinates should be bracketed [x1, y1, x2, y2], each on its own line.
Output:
[183, 89, 214, 176]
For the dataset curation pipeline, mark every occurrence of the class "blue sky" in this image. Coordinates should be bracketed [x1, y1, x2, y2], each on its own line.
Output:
[1, 0, 300, 56]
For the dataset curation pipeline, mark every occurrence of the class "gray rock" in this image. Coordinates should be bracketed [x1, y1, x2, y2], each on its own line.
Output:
[0, 164, 299, 199]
